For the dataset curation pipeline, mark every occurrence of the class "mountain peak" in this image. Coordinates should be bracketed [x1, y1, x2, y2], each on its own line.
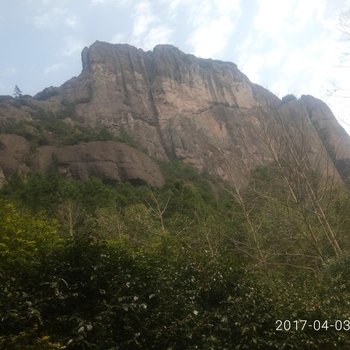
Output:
[1, 41, 350, 187]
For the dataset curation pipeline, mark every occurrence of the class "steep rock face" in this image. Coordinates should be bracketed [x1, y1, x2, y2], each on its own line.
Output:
[0, 134, 30, 178]
[49, 41, 348, 185]
[301, 95, 350, 185]
[31, 142, 164, 187]
[0, 97, 34, 126]
[1, 41, 350, 186]
[38, 42, 284, 185]
[0, 133, 163, 187]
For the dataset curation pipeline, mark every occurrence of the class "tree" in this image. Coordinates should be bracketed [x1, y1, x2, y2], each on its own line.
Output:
[13, 85, 23, 98]
[261, 105, 347, 263]
[223, 102, 347, 272]
[0, 199, 60, 271]
[57, 199, 83, 239]
[325, 8, 350, 128]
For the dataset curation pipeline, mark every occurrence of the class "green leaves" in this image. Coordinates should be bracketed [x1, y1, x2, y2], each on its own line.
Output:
[1, 162, 350, 348]
[0, 199, 60, 270]
[1, 228, 350, 349]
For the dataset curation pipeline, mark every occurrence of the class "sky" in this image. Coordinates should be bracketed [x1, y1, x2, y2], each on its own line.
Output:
[1, 0, 350, 133]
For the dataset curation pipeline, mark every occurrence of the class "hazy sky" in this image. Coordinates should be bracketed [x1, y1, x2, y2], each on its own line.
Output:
[1, 0, 350, 132]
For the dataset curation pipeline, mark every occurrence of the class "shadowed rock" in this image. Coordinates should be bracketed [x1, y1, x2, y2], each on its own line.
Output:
[0, 42, 349, 187]
[31, 141, 164, 187]
[0, 134, 30, 177]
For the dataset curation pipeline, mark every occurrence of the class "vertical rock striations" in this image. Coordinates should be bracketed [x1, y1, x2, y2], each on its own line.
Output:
[1, 41, 349, 187]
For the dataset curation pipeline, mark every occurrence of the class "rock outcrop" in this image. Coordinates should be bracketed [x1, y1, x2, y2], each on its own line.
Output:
[300, 95, 350, 185]
[0, 135, 164, 187]
[0, 41, 350, 187]
[0, 134, 30, 178]
[32, 141, 164, 187]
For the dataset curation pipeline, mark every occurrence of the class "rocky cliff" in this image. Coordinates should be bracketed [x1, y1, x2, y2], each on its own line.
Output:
[0, 41, 349, 187]
[0, 134, 164, 187]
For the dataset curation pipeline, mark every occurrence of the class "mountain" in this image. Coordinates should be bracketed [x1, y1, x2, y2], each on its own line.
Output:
[3, 42, 350, 350]
[0, 41, 350, 187]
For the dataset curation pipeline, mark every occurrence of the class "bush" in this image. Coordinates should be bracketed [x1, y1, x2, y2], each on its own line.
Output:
[1, 165, 350, 348]
[281, 94, 297, 104]
[2, 232, 350, 349]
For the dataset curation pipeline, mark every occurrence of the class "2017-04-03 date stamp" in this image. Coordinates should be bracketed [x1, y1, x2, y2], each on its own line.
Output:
[276, 320, 350, 331]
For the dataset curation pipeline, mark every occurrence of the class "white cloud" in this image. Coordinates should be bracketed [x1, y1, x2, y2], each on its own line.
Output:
[132, 1, 157, 38]
[234, 0, 350, 135]
[186, 0, 242, 58]
[65, 14, 79, 28]
[264, 47, 286, 68]
[111, 33, 126, 43]
[160, 0, 188, 17]
[130, 0, 173, 49]
[143, 26, 173, 48]
[237, 0, 345, 90]
[27, 0, 68, 5]
[268, 82, 289, 97]
[187, 0, 213, 26]
[0, 67, 18, 76]
[321, 37, 350, 134]
[293, 0, 327, 30]
[17, 0, 350, 136]
[253, 0, 328, 41]
[189, 16, 235, 58]
[239, 55, 264, 83]
[32, 7, 64, 28]
[90, 0, 109, 4]
[44, 63, 63, 74]
[254, 0, 295, 34]
[90, 0, 129, 6]
[31, 7, 80, 30]
[63, 37, 86, 57]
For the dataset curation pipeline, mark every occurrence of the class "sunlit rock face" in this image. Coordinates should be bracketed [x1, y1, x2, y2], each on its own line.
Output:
[0, 135, 164, 187]
[0, 134, 30, 178]
[1, 41, 350, 186]
[31, 141, 165, 187]
[35, 42, 283, 185]
[300, 95, 350, 186]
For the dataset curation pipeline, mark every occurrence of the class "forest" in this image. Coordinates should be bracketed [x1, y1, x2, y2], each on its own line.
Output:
[1, 152, 350, 349]
[1, 1, 350, 348]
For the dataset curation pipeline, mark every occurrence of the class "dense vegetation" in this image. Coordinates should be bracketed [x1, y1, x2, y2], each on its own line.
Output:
[0, 105, 137, 151]
[1, 160, 350, 349]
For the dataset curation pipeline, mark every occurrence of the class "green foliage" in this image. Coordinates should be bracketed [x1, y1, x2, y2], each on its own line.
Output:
[2, 234, 350, 349]
[0, 199, 60, 271]
[115, 127, 138, 147]
[13, 85, 23, 98]
[0, 107, 117, 150]
[1, 162, 350, 348]
[57, 100, 76, 119]
[0, 200, 62, 349]
[234, 164, 350, 271]
[281, 94, 297, 104]
[2, 173, 115, 214]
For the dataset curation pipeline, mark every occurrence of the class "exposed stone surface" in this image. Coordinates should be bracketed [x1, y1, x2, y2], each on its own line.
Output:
[39, 42, 284, 185]
[0, 134, 30, 177]
[0, 167, 6, 188]
[0, 42, 350, 187]
[0, 98, 34, 127]
[32, 141, 164, 187]
[31, 145, 55, 174]
[0, 133, 164, 187]
[300, 95, 350, 185]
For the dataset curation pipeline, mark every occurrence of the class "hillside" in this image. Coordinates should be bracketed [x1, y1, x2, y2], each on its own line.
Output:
[1, 41, 350, 187]
[1, 42, 350, 349]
